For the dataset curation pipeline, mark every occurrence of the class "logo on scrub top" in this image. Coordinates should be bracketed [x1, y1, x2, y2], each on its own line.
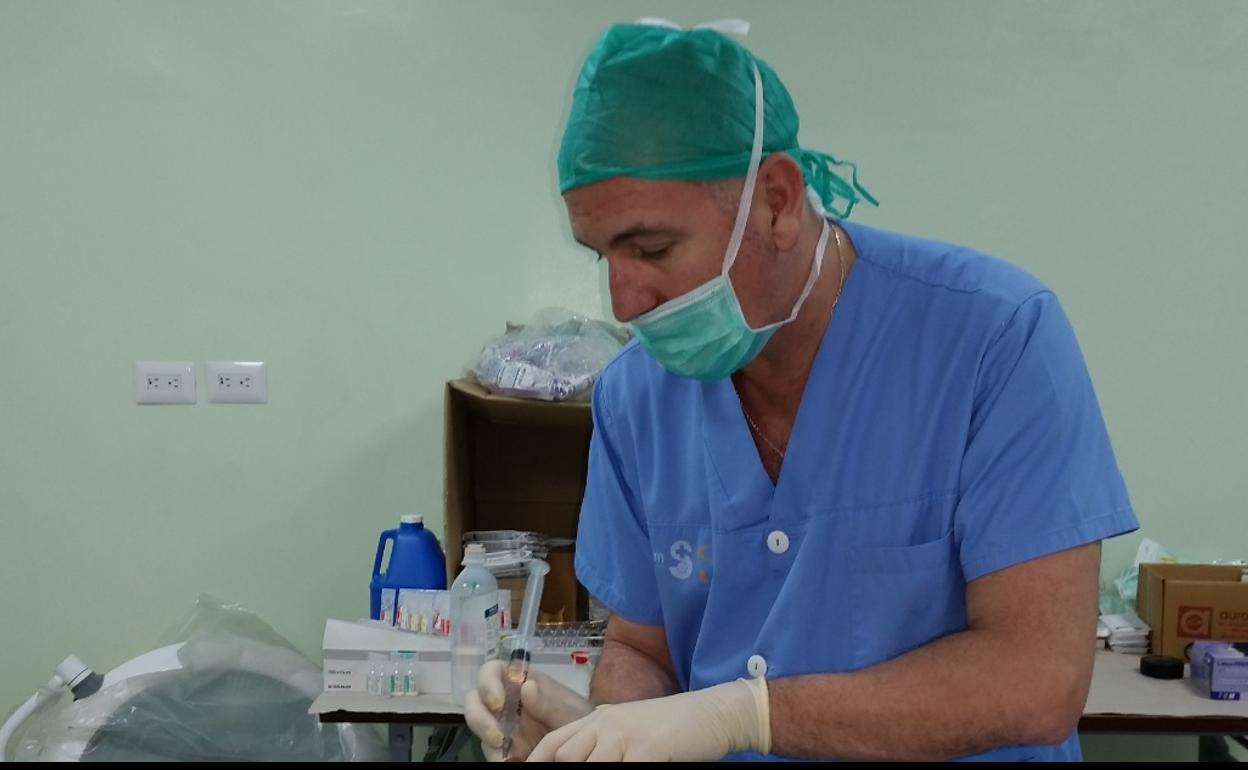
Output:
[1177, 606, 1213, 639]
[666, 540, 712, 584]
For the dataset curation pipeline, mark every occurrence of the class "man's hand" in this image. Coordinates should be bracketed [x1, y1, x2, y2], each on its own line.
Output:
[526, 677, 771, 762]
[464, 660, 594, 761]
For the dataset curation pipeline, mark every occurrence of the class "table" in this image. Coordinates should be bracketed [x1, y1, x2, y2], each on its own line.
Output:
[314, 651, 1248, 761]
[1080, 649, 1247, 761]
[312, 692, 467, 762]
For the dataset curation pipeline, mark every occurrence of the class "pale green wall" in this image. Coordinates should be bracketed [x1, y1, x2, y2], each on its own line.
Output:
[2, 0, 1245, 756]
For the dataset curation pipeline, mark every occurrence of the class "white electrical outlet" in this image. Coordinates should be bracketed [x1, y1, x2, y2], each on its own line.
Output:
[135, 361, 196, 404]
[207, 361, 268, 404]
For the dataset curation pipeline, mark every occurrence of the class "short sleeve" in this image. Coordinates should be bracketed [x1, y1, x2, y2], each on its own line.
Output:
[955, 291, 1138, 581]
[575, 378, 664, 625]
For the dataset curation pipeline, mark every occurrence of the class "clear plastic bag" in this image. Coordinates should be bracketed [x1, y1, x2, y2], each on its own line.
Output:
[1099, 539, 1176, 615]
[471, 308, 628, 402]
[13, 595, 386, 762]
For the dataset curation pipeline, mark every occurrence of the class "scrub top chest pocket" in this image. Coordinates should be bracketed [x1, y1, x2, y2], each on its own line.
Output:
[847, 526, 966, 669]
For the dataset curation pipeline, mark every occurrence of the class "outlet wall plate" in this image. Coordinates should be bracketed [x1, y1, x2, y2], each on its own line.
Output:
[206, 361, 268, 404]
[135, 361, 196, 404]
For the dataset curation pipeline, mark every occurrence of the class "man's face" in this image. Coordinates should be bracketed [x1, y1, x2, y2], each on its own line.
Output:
[565, 177, 781, 326]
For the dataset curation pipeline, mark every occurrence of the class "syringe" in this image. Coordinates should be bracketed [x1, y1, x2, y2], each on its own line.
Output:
[498, 558, 550, 761]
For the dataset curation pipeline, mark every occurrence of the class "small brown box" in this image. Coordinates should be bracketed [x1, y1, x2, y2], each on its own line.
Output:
[443, 378, 592, 621]
[1137, 562, 1248, 660]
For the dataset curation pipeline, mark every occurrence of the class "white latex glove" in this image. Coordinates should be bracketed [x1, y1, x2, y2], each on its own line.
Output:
[464, 659, 594, 761]
[525, 677, 771, 762]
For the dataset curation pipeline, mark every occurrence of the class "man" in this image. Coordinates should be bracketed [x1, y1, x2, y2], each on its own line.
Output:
[466, 19, 1137, 762]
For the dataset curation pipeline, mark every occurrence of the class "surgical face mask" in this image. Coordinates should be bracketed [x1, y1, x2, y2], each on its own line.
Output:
[629, 64, 828, 381]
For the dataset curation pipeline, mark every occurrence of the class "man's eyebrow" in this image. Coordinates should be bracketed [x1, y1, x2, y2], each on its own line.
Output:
[575, 225, 683, 251]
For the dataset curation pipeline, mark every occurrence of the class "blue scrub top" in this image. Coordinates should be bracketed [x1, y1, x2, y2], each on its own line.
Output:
[575, 219, 1139, 762]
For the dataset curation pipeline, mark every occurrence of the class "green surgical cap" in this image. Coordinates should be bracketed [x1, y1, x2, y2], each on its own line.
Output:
[557, 21, 878, 218]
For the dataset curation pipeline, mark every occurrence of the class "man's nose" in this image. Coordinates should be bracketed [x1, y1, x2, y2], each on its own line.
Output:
[605, 255, 659, 323]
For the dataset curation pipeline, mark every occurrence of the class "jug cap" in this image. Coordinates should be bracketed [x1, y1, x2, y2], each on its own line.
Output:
[400, 514, 423, 525]
[463, 543, 487, 565]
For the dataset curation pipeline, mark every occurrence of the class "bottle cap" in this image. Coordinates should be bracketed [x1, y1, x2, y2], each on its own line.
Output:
[463, 543, 487, 564]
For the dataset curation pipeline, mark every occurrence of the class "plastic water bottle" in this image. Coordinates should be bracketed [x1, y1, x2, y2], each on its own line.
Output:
[450, 543, 499, 705]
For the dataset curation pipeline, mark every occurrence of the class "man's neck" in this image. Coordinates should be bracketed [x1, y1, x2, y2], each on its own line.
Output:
[735, 218, 854, 409]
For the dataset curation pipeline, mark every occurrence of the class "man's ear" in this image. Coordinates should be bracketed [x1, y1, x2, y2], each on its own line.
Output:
[758, 153, 807, 252]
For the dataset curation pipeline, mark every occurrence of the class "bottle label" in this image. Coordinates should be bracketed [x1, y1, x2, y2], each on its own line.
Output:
[485, 603, 500, 659]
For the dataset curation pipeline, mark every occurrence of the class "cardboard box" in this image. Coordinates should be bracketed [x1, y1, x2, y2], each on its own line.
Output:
[1137, 563, 1248, 660]
[322, 619, 599, 696]
[443, 378, 592, 622]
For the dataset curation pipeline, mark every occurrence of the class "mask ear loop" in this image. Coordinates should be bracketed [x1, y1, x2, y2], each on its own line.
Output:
[759, 220, 829, 331]
[722, 62, 765, 284]
[723, 64, 830, 333]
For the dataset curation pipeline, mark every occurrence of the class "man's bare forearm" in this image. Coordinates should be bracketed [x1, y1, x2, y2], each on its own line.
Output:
[590, 637, 680, 705]
[769, 626, 1092, 761]
[766, 542, 1101, 760]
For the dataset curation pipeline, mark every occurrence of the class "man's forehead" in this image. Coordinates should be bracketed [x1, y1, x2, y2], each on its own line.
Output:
[565, 177, 709, 240]
[573, 222, 685, 251]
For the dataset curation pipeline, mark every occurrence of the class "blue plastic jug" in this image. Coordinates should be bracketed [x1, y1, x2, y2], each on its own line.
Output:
[370, 514, 447, 620]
